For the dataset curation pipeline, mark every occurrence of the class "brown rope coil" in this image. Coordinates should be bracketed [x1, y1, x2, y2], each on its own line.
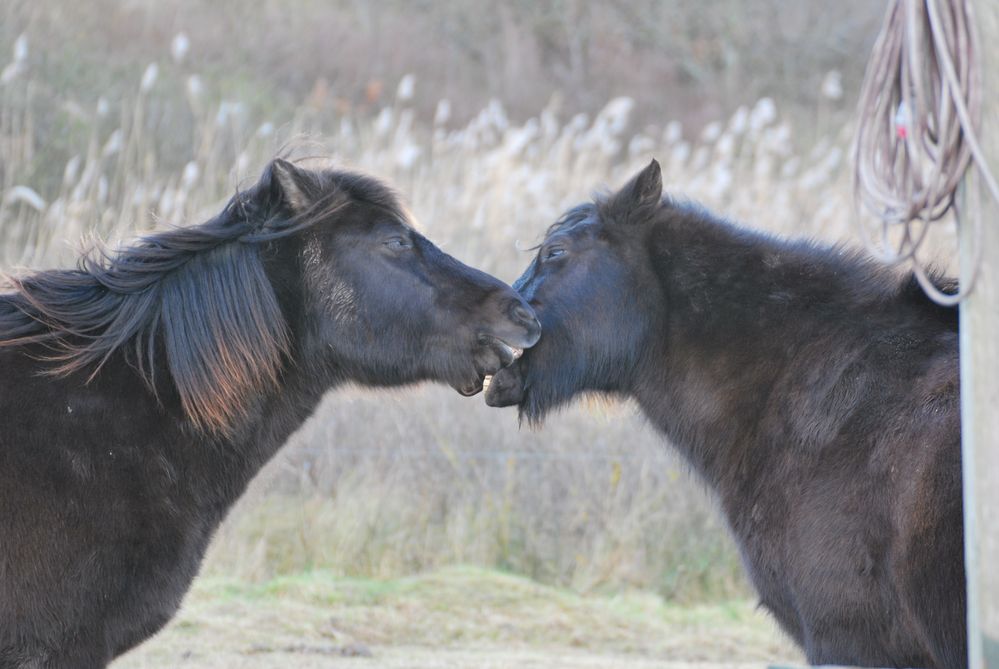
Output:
[854, 0, 999, 305]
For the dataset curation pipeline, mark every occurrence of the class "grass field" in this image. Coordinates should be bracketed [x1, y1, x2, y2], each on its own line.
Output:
[113, 566, 802, 669]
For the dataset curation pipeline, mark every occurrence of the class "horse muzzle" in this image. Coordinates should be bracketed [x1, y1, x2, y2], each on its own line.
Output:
[483, 362, 525, 407]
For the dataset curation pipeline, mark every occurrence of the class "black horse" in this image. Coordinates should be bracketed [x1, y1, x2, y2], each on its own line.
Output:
[487, 160, 964, 669]
[0, 159, 540, 669]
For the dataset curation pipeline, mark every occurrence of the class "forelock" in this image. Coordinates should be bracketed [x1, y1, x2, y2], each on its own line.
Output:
[544, 203, 598, 240]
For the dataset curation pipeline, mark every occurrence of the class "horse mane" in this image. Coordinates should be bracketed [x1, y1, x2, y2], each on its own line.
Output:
[0, 160, 404, 434]
[580, 189, 959, 307]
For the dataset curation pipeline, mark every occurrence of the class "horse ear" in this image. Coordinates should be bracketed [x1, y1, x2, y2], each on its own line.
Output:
[628, 159, 662, 211]
[269, 159, 312, 212]
[608, 159, 662, 224]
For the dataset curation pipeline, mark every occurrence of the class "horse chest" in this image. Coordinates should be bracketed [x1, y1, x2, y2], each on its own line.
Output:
[730, 499, 791, 591]
[106, 528, 211, 656]
[727, 470, 912, 660]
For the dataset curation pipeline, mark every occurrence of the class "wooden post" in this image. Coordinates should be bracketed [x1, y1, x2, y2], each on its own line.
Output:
[961, 2, 999, 667]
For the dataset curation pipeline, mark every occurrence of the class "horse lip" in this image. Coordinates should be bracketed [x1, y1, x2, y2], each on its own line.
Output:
[454, 377, 484, 396]
[497, 341, 523, 360]
[476, 335, 521, 371]
[479, 332, 536, 355]
[482, 319, 541, 351]
[483, 364, 525, 407]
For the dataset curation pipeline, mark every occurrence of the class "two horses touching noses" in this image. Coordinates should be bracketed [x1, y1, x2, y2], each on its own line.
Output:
[0, 157, 963, 669]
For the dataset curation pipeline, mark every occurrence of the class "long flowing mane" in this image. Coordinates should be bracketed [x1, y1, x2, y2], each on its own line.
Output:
[0, 161, 403, 433]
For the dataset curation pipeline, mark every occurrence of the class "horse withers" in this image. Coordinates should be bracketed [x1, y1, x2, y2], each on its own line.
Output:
[487, 160, 964, 669]
[0, 159, 539, 669]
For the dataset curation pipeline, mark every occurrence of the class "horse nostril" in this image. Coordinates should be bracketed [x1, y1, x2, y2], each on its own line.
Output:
[512, 304, 535, 325]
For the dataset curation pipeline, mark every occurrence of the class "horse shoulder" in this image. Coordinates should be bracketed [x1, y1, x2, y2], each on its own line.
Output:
[0, 349, 218, 661]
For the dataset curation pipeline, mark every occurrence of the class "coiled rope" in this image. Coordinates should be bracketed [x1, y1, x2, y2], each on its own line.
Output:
[854, 0, 999, 305]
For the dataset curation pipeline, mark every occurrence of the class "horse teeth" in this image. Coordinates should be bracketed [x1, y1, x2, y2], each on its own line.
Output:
[483, 375, 493, 391]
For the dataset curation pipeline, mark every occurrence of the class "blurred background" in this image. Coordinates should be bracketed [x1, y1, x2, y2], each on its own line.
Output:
[1, 1, 896, 666]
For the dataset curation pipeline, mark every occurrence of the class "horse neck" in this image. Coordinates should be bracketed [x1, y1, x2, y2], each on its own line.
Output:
[209, 333, 340, 500]
[632, 212, 874, 493]
[218, 242, 332, 475]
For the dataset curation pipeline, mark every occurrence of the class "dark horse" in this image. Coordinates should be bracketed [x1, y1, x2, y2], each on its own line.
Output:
[487, 160, 964, 668]
[0, 159, 540, 669]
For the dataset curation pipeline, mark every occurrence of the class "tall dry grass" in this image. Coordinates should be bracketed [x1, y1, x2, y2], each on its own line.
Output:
[1, 30, 925, 603]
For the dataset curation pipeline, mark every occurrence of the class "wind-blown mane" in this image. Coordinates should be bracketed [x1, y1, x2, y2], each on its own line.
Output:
[0, 161, 404, 433]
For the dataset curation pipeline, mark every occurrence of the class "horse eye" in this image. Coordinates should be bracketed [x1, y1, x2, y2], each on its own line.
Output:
[384, 236, 412, 250]
[543, 247, 566, 261]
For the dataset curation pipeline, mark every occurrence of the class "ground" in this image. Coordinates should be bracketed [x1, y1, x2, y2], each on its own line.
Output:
[113, 566, 802, 669]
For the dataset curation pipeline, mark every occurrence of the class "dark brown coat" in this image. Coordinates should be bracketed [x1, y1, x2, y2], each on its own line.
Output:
[487, 160, 964, 669]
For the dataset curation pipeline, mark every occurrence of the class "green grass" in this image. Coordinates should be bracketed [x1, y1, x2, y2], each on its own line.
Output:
[114, 566, 802, 668]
